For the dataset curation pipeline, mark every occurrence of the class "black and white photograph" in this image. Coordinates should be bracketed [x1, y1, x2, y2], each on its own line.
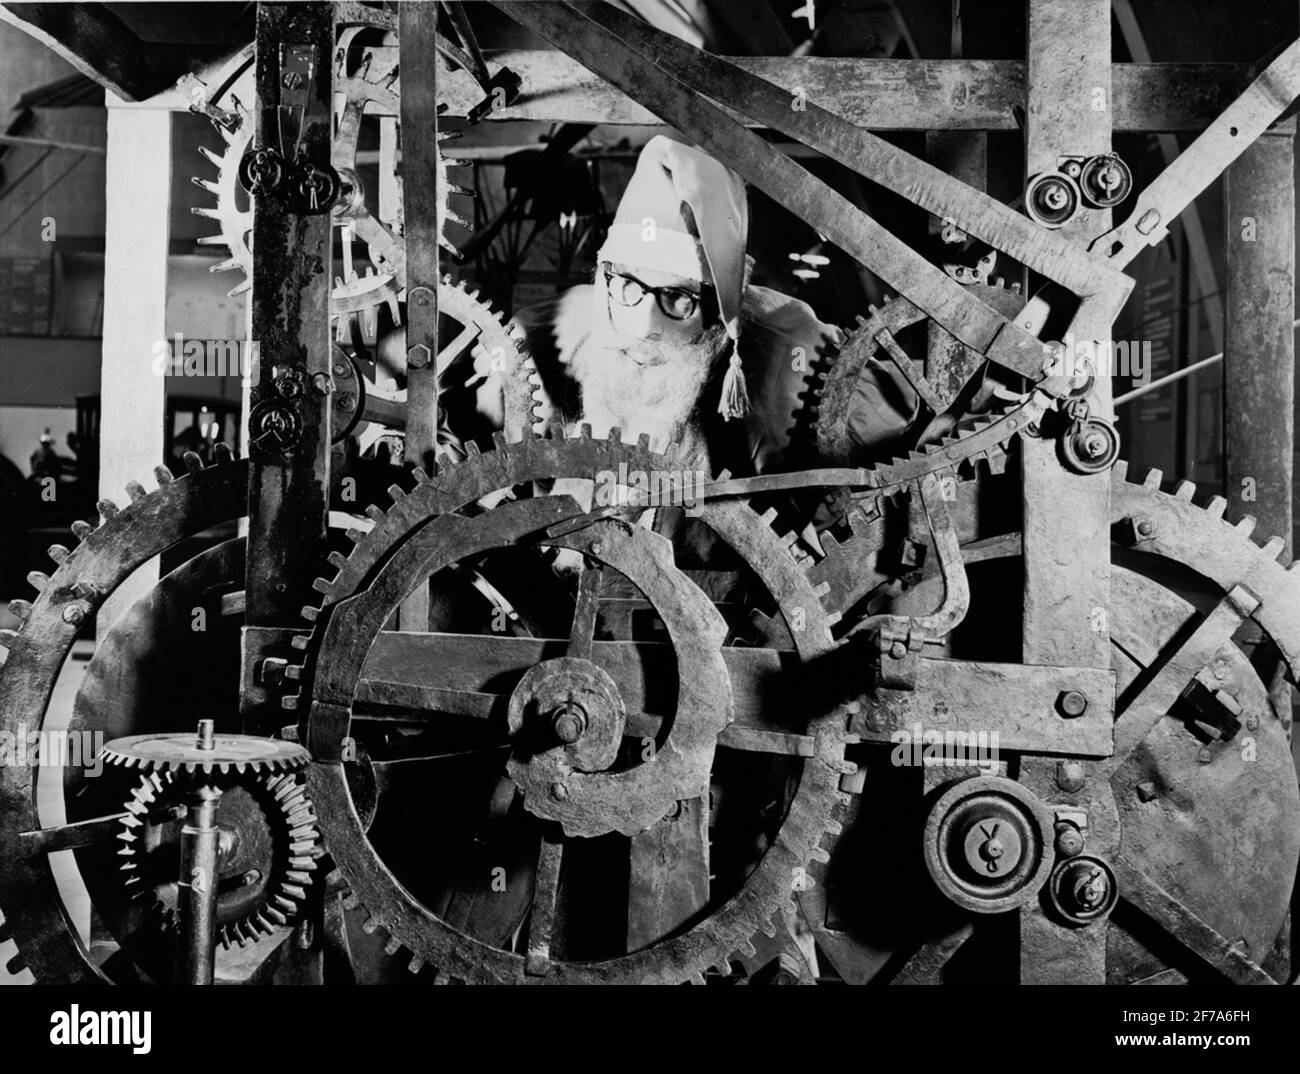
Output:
[0, 0, 1296, 1053]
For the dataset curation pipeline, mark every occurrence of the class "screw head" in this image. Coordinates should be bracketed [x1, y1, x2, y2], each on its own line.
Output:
[1197, 746, 1214, 764]
[61, 603, 87, 625]
[1136, 780, 1158, 803]
[552, 705, 585, 744]
[1058, 690, 1088, 718]
[1135, 517, 1155, 539]
[550, 782, 568, 801]
[1081, 433, 1109, 459]
[1055, 825, 1084, 857]
[282, 70, 305, 90]
[1056, 760, 1086, 793]
[889, 640, 908, 660]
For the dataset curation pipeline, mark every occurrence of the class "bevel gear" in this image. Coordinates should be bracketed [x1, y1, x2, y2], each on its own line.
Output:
[0, 448, 250, 982]
[98, 769, 319, 980]
[288, 431, 857, 983]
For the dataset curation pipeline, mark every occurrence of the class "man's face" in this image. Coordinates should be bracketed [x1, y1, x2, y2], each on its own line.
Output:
[600, 261, 708, 355]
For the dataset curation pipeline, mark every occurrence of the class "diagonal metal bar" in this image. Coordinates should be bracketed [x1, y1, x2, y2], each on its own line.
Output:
[491, 1, 1061, 386]
[1112, 856, 1278, 985]
[572, 0, 1131, 303]
[1091, 38, 1300, 267]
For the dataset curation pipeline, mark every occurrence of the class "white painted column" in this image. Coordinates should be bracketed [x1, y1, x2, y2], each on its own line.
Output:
[98, 99, 171, 631]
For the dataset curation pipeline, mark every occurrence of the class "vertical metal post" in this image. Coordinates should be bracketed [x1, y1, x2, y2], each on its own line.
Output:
[99, 103, 171, 632]
[175, 720, 220, 986]
[1224, 129, 1296, 556]
[242, 2, 335, 728]
[399, 0, 441, 630]
[1020, 0, 1117, 985]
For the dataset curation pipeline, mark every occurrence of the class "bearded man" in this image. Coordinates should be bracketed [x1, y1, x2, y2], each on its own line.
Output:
[473, 135, 918, 488]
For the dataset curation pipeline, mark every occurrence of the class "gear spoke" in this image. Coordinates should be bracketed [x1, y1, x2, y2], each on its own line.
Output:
[524, 831, 564, 975]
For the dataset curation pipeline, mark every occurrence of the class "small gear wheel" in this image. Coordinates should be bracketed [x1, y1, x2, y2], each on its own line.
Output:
[101, 768, 320, 980]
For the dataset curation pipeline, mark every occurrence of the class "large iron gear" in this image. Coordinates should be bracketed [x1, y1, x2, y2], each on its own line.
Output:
[288, 432, 856, 983]
[0, 450, 250, 982]
[798, 463, 1300, 984]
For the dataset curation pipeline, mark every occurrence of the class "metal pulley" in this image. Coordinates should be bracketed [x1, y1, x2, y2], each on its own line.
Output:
[1025, 170, 1082, 228]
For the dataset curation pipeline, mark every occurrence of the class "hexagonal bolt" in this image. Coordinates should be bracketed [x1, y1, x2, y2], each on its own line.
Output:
[407, 343, 432, 369]
[1057, 690, 1088, 718]
[1055, 760, 1086, 793]
[1136, 781, 1159, 803]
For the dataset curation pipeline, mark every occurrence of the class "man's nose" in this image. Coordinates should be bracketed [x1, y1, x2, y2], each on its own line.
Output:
[620, 297, 662, 340]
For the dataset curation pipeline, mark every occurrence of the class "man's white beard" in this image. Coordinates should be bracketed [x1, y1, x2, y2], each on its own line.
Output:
[567, 295, 727, 461]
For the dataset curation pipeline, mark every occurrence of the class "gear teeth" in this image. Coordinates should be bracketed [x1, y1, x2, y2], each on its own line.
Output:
[327, 551, 348, 569]
[578, 423, 593, 439]
[1113, 459, 1129, 480]
[1236, 515, 1257, 537]
[760, 508, 779, 526]
[411, 466, 431, 484]
[282, 694, 299, 712]
[96, 498, 119, 521]
[433, 970, 451, 985]
[311, 577, 332, 595]
[464, 441, 481, 456]
[284, 665, 302, 682]
[6, 953, 27, 976]
[1206, 496, 1228, 518]
[182, 451, 203, 474]
[491, 431, 509, 450]
[213, 443, 234, 463]
[46, 544, 70, 567]
[387, 483, 406, 502]
[637, 432, 651, 450]
[26, 571, 49, 592]
[383, 936, 403, 956]
[365, 505, 384, 521]
[125, 480, 148, 503]
[686, 972, 706, 985]
[737, 939, 757, 960]
[346, 528, 366, 543]
[608, 426, 625, 444]
[1261, 535, 1287, 561]
[291, 634, 311, 651]
[1143, 468, 1163, 489]
[360, 915, 381, 935]
[191, 176, 219, 194]
[71, 520, 93, 541]
[8, 600, 32, 621]
[1173, 480, 1196, 500]
[407, 955, 426, 974]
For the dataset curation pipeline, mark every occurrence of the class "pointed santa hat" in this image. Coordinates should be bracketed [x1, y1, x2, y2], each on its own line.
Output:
[596, 135, 751, 420]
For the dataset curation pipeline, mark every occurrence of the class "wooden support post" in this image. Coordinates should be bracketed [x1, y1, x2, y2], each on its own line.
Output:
[98, 103, 171, 633]
[242, 3, 334, 727]
[1020, 0, 1117, 986]
[1225, 131, 1296, 556]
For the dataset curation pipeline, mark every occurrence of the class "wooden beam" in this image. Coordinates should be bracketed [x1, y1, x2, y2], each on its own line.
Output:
[125, 42, 1255, 133]
[0, 3, 227, 102]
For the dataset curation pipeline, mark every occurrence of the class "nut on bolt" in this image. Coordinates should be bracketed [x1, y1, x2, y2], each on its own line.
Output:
[1057, 690, 1088, 718]
[407, 343, 432, 369]
[1054, 823, 1084, 858]
[1055, 760, 1086, 793]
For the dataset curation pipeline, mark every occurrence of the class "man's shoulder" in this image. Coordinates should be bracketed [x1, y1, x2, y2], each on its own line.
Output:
[740, 285, 843, 356]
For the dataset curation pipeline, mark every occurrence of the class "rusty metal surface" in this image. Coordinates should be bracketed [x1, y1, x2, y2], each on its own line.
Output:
[0, 453, 248, 982]
[295, 434, 853, 982]
[242, 3, 334, 718]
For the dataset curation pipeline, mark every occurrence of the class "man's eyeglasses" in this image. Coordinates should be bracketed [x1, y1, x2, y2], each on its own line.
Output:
[603, 267, 702, 321]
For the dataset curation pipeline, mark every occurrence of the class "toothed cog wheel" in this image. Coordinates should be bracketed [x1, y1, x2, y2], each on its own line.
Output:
[291, 432, 857, 983]
[82, 768, 320, 983]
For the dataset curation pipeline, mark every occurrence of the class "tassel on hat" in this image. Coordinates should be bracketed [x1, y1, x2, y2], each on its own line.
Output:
[718, 330, 749, 421]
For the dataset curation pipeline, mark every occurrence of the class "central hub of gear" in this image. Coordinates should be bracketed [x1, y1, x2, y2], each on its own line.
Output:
[923, 775, 1054, 914]
[507, 657, 625, 773]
